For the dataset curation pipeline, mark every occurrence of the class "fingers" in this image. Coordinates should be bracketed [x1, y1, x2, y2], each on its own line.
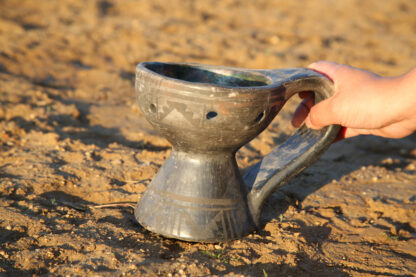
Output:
[304, 97, 338, 129]
[298, 91, 311, 99]
[292, 90, 337, 130]
[292, 93, 314, 128]
[334, 127, 347, 142]
[334, 127, 361, 142]
[304, 61, 345, 129]
[342, 128, 356, 139]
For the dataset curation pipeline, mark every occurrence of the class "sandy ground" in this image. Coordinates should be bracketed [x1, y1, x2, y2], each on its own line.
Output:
[0, 0, 415, 276]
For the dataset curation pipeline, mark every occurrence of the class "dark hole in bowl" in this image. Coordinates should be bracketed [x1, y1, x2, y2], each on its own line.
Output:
[144, 63, 271, 87]
[255, 111, 264, 122]
[149, 103, 157, 113]
[206, 111, 218, 120]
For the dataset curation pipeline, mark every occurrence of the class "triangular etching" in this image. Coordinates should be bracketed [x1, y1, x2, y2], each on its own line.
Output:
[181, 209, 213, 237]
[159, 100, 198, 126]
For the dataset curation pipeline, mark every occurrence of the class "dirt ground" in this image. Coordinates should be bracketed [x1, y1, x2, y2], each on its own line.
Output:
[1, 0, 415, 276]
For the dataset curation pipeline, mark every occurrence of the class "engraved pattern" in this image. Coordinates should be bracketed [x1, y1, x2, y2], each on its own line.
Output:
[142, 93, 273, 131]
[137, 186, 247, 240]
[135, 63, 337, 241]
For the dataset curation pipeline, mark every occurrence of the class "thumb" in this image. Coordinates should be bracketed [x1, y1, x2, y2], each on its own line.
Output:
[308, 61, 343, 83]
[305, 61, 342, 129]
[305, 94, 338, 129]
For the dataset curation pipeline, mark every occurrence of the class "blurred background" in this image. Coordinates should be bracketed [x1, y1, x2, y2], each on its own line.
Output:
[1, 0, 415, 86]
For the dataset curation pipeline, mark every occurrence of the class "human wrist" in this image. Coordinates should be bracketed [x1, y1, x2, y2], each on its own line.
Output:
[398, 68, 416, 119]
[385, 68, 416, 135]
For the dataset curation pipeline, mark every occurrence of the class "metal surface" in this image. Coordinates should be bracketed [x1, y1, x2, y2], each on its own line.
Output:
[134, 62, 340, 242]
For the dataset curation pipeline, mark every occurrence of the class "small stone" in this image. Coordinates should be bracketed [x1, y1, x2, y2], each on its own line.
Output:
[399, 148, 407, 155]
[214, 244, 222, 250]
[15, 187, 26, 195]
[5, 225, 12, 230]
[269, 35, 280, 45]
[113, 159, 123, 165]
[383, 158, 393, 164]
[406, 164, 415, 170]
[372, 176, 378, 182]
[0, 250, 9, 258]
[398, 229, 411, 239]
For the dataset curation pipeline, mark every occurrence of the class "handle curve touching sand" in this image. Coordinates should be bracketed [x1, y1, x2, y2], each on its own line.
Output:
[244, 69, 341, 227]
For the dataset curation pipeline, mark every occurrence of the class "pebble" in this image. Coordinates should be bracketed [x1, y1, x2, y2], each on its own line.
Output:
[269, 35, 280, 45]
[214, 244, 222, 250]
[406, 164, 415, 170]
[0, 250, 9, 258]
[383, 157, 393, 164]
[15, 187, 26, 195]
[399, 148, 407, 155]
[113, 159, 123, 165]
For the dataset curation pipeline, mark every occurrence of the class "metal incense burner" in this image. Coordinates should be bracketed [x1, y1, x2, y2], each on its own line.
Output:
[134, 62, 339, 242]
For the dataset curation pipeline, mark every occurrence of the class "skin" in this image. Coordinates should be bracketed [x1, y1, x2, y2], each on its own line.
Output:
[292, 61, 416, 140]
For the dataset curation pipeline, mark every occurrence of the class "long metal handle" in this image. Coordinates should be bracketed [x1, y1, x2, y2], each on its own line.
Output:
[244, 68, 340, 227]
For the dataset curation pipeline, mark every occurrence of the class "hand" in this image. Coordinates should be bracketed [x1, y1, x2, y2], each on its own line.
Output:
[292, 61, 416, 139]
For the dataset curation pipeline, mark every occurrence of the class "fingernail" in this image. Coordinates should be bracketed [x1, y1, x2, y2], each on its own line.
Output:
[305, 116, 320, 130]
[304, 116, 313, 128]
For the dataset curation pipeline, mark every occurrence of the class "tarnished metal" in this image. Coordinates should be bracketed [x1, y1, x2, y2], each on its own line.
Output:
[134, 62, 340, 242]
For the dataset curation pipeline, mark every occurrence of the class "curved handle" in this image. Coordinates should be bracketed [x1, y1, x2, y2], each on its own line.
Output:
[244, 68, 340, 227]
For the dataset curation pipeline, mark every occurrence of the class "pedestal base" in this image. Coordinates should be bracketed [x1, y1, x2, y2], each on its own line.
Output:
[135, 150, 255, 242]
